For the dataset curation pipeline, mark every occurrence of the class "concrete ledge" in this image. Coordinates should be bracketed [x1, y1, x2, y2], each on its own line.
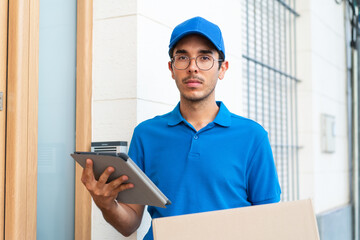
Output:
[316, 204, 352, 240]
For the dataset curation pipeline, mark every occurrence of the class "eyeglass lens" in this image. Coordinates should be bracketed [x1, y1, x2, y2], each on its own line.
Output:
[173, 55, 215, 70]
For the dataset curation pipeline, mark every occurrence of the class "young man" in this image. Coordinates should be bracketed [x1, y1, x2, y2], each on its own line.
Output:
[81, 16, 281, 240]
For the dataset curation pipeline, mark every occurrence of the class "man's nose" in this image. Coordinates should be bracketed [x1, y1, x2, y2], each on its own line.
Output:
[188, 57, 199, 73]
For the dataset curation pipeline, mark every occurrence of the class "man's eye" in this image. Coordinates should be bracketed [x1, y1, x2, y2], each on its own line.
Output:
[199, 55, 211, 61]
[177, 56, 188, 61]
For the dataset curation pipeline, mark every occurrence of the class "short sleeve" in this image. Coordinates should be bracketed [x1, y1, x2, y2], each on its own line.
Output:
[128, 127, 145, 171]
[246, 133, 281, 205]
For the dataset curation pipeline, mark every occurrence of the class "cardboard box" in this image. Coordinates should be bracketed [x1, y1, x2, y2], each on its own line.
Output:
[152, 199, 320, 240]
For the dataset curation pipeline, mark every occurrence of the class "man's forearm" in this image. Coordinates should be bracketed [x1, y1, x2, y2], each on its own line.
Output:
[101, 201, 144, 237]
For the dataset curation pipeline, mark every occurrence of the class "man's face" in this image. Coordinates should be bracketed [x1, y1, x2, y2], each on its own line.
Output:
[168, 34, 228, 103]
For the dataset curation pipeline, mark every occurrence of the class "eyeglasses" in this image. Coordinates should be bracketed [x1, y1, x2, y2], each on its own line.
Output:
[171, 54, 223, 71]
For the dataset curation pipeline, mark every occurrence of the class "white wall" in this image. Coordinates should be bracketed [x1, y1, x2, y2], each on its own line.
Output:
[92, 1, 138, 239]
[296, 0, 349, 214]
[136, 0, 244, 122]
[92, 0, 243, 239]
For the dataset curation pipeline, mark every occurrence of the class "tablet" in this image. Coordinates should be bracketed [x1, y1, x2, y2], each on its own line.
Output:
[71, 152, 171, 208]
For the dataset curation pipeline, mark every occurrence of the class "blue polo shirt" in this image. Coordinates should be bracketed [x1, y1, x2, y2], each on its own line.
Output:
[128, 101, 281, 240]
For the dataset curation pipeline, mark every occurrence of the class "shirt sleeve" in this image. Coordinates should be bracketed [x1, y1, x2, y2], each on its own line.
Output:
[246, 132, 281, 205]
[128, 126, 145, 171]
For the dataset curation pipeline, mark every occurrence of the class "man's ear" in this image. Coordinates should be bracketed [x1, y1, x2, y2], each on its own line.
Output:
[218, 60, 229, 80]
[168, 61, 175, 80]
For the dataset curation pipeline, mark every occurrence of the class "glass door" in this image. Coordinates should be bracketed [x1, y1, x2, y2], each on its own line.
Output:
[37, 1, 77, 239]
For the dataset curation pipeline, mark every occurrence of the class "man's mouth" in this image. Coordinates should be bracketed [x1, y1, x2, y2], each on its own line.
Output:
[183, 76, 203, 87]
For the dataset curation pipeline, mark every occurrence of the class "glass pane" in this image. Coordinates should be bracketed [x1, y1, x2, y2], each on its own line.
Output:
[37, 0, 77, 239]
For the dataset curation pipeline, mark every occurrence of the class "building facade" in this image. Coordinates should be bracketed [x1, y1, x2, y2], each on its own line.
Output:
[0, 0, 357, 239]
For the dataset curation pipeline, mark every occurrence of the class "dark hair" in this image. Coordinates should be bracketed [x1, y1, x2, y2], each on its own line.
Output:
[217, 51, 225, 70]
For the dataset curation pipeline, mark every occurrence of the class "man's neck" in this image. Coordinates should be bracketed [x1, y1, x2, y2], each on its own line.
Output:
[179, 99, 219, 131]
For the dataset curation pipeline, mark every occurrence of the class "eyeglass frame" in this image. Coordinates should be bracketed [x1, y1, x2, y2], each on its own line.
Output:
[171, 54, 224, 71]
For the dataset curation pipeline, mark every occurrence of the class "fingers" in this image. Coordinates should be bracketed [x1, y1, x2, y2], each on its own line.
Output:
[92, 175, 134, 201]
[111, 183, 134, 198]
[82, 159, 115, 185]
[98, 166, 115, 185]
[81, 159, 95, 186]
[112, 175, 134, 191]
[80, 159, 134, 204]
[114, 182, 134, 193]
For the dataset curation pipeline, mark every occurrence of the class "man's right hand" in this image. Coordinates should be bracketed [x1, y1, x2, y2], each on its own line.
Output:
[81, 158, 134, 211]
[80, 158, 144, 237]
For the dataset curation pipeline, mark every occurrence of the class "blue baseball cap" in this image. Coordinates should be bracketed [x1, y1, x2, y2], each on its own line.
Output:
[169, 16, 225, 59]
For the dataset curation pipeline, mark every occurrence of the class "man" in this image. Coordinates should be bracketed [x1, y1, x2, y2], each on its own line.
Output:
[81, 16, 281, 240]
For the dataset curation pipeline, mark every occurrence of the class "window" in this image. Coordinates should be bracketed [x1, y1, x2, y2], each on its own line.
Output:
[242, 0, 299, 201]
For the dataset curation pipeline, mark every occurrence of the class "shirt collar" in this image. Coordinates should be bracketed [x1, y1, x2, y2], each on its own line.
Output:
[167, 102, 184, 126]
[167, 101, 231, 127]
[213, 101, 231, 127]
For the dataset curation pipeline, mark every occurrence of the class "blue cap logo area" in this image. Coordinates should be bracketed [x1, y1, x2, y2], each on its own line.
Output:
[169, 16, 225, 59]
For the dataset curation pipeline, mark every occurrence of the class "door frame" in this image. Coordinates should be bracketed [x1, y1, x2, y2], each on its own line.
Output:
[0, 0, 8, 238]
[5, 0, 39, 239]
[1, 0, 93, 239]
[75, 0, 93, 239]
